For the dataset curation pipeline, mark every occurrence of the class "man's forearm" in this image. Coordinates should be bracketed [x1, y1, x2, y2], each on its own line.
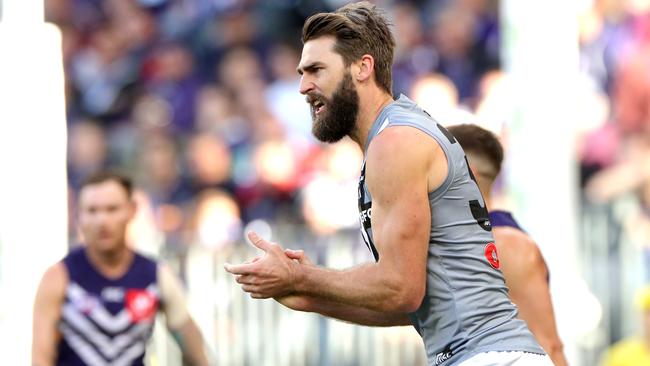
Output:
[172, 320, 210, 366]
[295, 263, 419, 313]
[279, 295, 412, 327]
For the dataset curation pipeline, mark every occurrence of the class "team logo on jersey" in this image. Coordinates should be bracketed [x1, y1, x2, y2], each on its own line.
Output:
[484, 242, 500, 269]
[434, 345, 453, 365]
[73, 292, 99, 315]
[125, 289, 158, 322]
[101, 286, 125, 302]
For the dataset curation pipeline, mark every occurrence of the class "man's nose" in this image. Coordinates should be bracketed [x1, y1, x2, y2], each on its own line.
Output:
[299, 75, 315, 95]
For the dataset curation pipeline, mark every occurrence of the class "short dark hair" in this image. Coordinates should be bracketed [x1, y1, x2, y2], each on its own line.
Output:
[447, 124, 504, 180]
[302, 1, 395, 94]
[79, 170, 133, 198]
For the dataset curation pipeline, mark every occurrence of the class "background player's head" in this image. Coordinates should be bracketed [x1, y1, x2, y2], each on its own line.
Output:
[298, 1, 395, 143]
[447, 124, 503, 197]
[78, 170, 136, 254]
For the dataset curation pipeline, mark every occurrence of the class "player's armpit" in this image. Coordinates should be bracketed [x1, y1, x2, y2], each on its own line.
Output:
[32, 262, 67, 366]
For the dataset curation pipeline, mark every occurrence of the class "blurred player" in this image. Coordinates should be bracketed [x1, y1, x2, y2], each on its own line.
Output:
[225, 2, 551, 365]
[32, 171, 210, 366]
[448, 123, 568, 366]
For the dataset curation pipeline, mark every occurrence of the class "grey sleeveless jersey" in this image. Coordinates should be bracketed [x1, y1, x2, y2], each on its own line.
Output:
[357, 95, 544, 365]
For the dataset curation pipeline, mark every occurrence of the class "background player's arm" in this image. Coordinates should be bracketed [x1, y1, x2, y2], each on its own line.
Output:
[32, 263, 67, 366]
[494, 228, 568, 366]
[158, 264, 211, 366]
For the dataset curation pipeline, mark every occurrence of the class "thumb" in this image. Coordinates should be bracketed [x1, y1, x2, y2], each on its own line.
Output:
[247, 231, 271, 252]
[285, 249, 313, 265]
[285, 249, 303, 260]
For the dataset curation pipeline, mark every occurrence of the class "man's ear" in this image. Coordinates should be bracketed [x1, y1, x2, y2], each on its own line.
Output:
[355, 54, 375, 83]
[128, 198, 138, 220]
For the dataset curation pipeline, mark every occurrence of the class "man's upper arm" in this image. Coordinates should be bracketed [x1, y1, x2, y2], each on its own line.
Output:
[32, 262, 67, 366]
[158, 264, 190, 330]
[158, 264, 211, 366]
[494, 228, 550, 307]
[494, 228, 564, 353]
[364, 126, 439, 311]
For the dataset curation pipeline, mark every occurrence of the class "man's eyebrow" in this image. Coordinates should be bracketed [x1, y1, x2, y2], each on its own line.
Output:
[297, 62, 325, 75]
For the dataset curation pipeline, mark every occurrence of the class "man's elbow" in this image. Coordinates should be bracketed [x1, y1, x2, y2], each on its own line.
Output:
[386, 285, 424, 313]
[540, 336, 567, 365]
[546, 339, 565, 357]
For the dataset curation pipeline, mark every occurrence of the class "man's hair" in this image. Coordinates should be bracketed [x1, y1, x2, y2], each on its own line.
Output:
[302, 1, 395, 94]
[447, 124, 504, 181]
[79, 170, 133, 198]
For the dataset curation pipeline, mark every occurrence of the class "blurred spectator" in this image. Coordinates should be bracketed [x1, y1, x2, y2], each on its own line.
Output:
[409, 72, 476, 126]
[133, 132, 191, 207]
[67, 119, 109, 190]
[265, 42, 314, 150]
[429, 0, 499, 101]
[195, 85, 250, 146]
[69, 24, 138, 119]
[186, 189, 242, 250]
[391, 2, 436, 95]
[300, 139, 362, 236]
[143, 43, 200, 133]
[186, 132, 235, 195]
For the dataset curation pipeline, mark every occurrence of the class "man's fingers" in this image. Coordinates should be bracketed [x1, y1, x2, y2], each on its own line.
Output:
[247, 231, 273, 252]
[243, 257, 261, 265]
[224, 262, 256, 275]
[236, 275, 256, 285]
[284, 249, 304, 260]
[285, 249, 313, 265]
[241, 284, 259, 293]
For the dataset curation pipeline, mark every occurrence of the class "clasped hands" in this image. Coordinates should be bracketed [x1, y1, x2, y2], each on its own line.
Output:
[224, 232, 313, 308]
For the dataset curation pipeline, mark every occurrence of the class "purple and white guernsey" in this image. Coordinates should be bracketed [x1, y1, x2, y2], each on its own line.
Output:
[56, 247, 161, 366]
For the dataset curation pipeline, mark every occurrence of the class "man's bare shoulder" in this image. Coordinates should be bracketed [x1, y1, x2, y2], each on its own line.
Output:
[367, 125, 440, 157]
[493, 226, 544, 267]
[37, 261, 68, 296]
[366, 125, 446, 190]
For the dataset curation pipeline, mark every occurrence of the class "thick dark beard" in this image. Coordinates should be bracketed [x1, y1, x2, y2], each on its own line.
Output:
[311, 72, 359, 143]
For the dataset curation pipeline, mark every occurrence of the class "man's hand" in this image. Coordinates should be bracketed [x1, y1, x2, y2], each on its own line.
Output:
[274, 249, 314, 311]
[225, 232, 303, 299]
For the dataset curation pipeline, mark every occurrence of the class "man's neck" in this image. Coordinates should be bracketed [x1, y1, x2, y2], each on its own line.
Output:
[349, 89, 395, 150]
[86, 244, 134, 280]
[478, 182, 493, 211]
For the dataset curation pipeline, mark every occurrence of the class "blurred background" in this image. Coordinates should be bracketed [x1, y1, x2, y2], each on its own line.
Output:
[0, 0, 649, 365]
